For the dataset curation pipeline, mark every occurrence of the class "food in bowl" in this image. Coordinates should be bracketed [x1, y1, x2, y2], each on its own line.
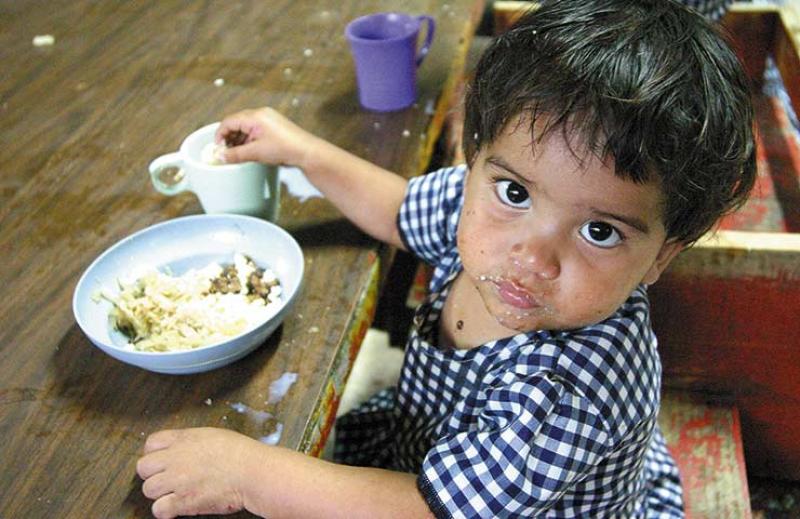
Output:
[99, 253, 282, 352]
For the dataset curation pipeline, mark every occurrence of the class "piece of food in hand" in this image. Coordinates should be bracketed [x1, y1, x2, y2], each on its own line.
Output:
[200, 142, 228, 165]
[224, 129, 248, 147]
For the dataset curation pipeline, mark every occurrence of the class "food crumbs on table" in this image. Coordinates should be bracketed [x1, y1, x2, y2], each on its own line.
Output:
[229, 402, 272, 425]
[267, 372, 298, 405]
[32, 34, 55, 46]
[260, 423, 283, 445]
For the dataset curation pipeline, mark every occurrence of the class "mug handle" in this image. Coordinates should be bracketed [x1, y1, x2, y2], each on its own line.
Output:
[415, 15, 436, 67]
[148, 152, 187, 195]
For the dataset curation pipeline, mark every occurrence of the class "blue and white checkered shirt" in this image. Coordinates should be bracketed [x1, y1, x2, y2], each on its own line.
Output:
[335, 166, 684, 518]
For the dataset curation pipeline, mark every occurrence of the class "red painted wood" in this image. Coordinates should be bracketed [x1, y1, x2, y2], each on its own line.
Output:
[650, 274, 800, 479]
[660, 391, 751, 518]
[652, 22, 800, 478]
[719, 95, 800, 232]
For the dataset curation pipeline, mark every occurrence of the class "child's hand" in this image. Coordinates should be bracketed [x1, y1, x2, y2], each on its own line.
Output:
[136, 427, 267, 519]
[215, 107, 318, 169]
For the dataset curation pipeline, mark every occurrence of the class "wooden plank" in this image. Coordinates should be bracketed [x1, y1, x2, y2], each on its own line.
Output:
[774, 11, 800, 116]
[659, 391, 751, 519]
[665, 229, 800, 278]
[721, 5, 779, 87]
[651, 230, 800, 478]
[492, 1, 537, 34]
[301, 259, 380, 457]
[721, 3, 800, 117]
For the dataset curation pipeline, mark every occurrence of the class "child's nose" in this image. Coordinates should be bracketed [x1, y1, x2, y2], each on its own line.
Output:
[511, 237, 560, 281]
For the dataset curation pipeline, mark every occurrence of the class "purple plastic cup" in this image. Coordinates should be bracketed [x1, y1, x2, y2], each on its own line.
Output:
[345, 12, 436, 112]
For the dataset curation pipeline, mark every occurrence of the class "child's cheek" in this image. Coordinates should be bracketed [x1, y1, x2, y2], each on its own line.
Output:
[458, 208, 506, 273]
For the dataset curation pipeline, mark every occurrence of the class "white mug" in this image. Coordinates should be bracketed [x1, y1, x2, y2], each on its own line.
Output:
[149, 123, 280, 221]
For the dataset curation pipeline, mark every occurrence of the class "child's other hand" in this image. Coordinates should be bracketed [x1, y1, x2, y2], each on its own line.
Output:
[136, 427, 266, 519]
[215, 107, 317, 169]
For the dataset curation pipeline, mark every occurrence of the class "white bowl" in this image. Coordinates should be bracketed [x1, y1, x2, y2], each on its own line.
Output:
[73, 214, 304, 374]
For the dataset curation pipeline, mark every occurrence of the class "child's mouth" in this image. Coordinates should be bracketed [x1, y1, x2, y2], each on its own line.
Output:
[493, 279, 538, 310]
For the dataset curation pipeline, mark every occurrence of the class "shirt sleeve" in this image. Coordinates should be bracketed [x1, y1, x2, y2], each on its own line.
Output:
[397, 165, 466, 266]
[417, 372, 612, 518]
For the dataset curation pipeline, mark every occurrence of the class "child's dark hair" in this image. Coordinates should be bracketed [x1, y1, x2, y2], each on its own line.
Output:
[463, 0, 756, 245]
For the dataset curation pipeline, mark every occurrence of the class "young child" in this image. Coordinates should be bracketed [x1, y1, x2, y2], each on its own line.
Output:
[136, 0, 756, 517]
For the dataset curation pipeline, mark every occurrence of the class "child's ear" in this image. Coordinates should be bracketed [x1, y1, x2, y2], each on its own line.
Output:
[642, 239, 683, 285]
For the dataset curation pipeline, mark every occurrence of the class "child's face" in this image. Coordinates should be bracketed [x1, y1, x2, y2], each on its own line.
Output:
[457, 116, 682, 333]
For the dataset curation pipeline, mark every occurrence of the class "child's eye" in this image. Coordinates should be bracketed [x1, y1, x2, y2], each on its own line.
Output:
[579, 221, 624, 248]
[494, 180, 531, 208]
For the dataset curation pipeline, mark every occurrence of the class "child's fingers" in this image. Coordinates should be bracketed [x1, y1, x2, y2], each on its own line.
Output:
[223, 141, 263, 164]
[151, 493, 181, 519]
[141, 471, 174, 500]
[214, 114, 248, 143]
[215, 110, 264, 144]
[136, 450, 165, 479]
[143, 429, 181, 453]
[151, 488, 232, 519]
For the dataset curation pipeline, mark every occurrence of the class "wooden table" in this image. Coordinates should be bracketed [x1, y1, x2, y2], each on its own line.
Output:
[0, 1, 484, 516]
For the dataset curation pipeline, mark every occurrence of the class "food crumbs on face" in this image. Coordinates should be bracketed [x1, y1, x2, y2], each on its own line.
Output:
[101, 253, 282, 352]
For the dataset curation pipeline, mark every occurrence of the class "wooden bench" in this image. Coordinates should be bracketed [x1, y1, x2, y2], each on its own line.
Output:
[660, 390, 751, 518]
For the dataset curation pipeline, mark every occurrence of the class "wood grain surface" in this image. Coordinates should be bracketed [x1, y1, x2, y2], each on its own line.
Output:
[659, 391, 751, 519]
[0, 1, 485, 517]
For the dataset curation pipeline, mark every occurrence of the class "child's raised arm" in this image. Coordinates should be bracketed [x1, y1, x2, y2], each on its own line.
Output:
[216, 107, 408, 250]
